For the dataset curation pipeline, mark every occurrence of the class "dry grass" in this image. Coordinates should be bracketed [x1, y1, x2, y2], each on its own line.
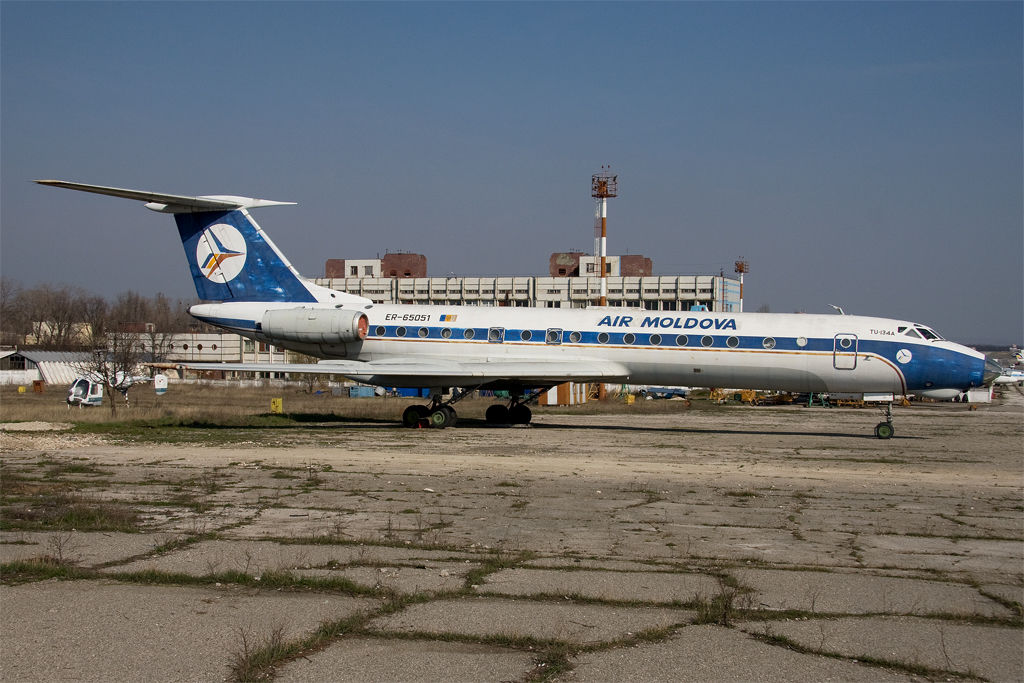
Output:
[0, 382, 698, 426]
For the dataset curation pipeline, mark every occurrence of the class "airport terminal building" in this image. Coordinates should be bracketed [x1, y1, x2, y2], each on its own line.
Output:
[316, 252, 742, 312]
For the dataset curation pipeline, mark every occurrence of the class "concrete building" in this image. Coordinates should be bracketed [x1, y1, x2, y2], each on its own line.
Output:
[325, 253, 427, 279]
[549, 252, 653, 277]
[317, 253, 740, 312]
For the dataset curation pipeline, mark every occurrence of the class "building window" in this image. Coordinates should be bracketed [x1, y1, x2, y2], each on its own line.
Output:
[350, 266, 358, 276]
[586, 263, 596, 273]
[363, 266, 374, 276]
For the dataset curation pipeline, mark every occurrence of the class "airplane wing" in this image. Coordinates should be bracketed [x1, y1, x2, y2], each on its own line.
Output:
[179, 357, 630, 387]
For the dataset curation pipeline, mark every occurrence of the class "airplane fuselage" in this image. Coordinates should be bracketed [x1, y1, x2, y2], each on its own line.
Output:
[190, 300, 989, 395]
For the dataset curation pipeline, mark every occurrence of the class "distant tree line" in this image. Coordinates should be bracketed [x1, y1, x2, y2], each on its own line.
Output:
[0, 277, 211, 351]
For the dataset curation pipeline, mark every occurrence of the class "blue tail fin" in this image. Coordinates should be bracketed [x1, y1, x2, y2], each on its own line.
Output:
[175, 209, 317, 302]
[35, 180, 320, 303]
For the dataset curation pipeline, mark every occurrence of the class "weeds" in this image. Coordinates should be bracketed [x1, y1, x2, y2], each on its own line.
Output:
[1, 493, 141, 532]
[0, 556, 89, 585]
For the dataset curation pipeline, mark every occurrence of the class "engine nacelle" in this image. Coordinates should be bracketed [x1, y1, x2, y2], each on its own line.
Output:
[261, 308, 368, 345]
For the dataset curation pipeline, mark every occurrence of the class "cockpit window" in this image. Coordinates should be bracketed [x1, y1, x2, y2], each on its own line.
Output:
[897, 326, 907, 333]
[915, 326, 942, 341]
[904, 328, 922, 339]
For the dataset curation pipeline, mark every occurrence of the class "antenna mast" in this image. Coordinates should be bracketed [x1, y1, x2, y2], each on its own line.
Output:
[591, 167, 618, 306]
[734, 259, 749, 313]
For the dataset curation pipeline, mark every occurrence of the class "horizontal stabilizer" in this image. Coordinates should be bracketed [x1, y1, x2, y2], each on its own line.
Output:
[35, 180, 295, 213]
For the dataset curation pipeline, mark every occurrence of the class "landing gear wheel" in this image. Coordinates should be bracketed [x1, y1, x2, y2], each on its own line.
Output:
[486, 404, 510, 425]
[429, 407, 453, 429]
[441, 405, 457, 428]
[402, 405, 429, 428]
[874, 422, 895, 439]
[509, 403, 532, 425]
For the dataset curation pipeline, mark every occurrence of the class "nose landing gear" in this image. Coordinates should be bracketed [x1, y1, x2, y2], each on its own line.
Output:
[874, 401, 895, 439]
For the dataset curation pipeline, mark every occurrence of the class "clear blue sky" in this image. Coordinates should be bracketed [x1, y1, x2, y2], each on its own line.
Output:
[2, 1, 1021, 344]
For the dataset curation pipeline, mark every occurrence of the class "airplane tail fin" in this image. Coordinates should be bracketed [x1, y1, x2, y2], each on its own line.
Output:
[174, 209, 316, 302]
[36, 180, 317, 303]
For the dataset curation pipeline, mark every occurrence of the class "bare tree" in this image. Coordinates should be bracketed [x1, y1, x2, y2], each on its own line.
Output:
[0, 277, 24, 345]
[21, 285, 96, 349]
[285, 351, 324, 393]
[73, 331, 145, 417]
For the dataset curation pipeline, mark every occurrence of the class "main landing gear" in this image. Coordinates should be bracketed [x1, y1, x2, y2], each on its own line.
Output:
[874, 401, 895, 439]
[401, 387, 546, 429]
[402, 387, 476, 429]
[484, 388, 548, 427]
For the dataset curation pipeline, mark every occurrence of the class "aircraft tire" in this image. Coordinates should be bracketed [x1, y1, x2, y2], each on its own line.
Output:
[402, 405, 428, 428]
[509, 403, 532, 425]
[429, 407, 452, 429]
[442, 405, 458, 428]
[874, 422, 894, 439]
[486, 404, 510, 424]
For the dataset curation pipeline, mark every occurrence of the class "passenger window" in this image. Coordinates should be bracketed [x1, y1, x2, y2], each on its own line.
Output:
[598, 332, 610, 344]
[675, 335, 688, 346]
[374, 325, 386, 336]
[726, 336, 739, 348]
[762, 337, 776, 349]
[701, 336, 714, 347]
[650, 334, 662, 346]
[418, 327, 429, 338]
[396, 326, 407, 337]
[568, 331, 581, 343]
[441, 328, 452, 339]
[463, 329, 475, 340]
[520, 330, 532, 341]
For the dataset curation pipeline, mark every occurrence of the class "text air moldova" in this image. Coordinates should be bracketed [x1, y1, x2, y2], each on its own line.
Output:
[597, 315, 737, 330]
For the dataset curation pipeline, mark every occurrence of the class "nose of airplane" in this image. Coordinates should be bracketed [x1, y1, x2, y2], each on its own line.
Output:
[984, 358, 1003, 386]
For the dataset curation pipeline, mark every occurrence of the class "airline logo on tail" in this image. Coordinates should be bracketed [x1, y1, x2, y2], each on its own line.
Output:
[196, 224, 246, 282]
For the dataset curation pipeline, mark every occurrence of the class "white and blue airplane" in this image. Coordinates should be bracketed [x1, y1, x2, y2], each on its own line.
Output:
[37, 180, 1001, 438]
